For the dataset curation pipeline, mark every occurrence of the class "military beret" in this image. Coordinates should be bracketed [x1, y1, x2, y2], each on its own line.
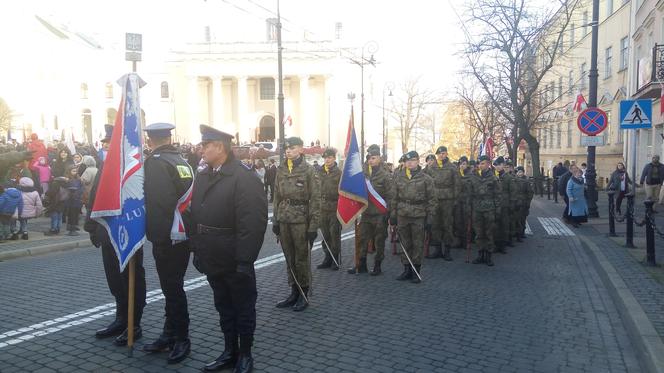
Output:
[398, 154, 407, 163]
[478, 155, 489, 162]
[506, 159, 514, 166]
[284, 137, 304, 148]
[322, 147, 337, 158]
[469, 159, 476, 166]
[516, 166, 525, 172]
[425, 154, 436, 162]
[144, 122, 175, 138]
[458, 156, 469, 164]
[101, 124, 114, 143]
[367, 144, 381, 157]
[435, 146, 448, 154]
[200, 124, 234, 143]
[405, 150, 419, 160]
[493, 156, 505, 166]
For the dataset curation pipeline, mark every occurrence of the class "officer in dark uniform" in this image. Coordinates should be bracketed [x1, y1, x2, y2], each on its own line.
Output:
[191, 125, 267, 373]
[84, 124, 147, 346]
[141, 123, 194, 364]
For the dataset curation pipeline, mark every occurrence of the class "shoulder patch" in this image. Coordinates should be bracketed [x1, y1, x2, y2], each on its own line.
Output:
[177, 165, 193, 179]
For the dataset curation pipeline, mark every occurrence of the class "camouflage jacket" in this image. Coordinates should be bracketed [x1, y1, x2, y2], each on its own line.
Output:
[457, 167, 474, 206]
[317, 162, 341, 212]
[364, 163, 395, 216]
[392, 167, 436, 220]
[513, 175, 534, 207]
[273, 157, 321, 231]
[424, 158, 458, 200]
[470, 169, 501, 213]
[496, 170, 516, 208]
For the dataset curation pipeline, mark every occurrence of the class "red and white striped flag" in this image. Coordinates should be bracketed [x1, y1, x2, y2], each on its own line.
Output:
[170, 168, 194, 243]
[365, 178, 388, 214]
[573, 92, 587, 113]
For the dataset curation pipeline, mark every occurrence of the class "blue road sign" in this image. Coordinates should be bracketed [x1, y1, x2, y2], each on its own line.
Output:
[577, 107, 608, 136]
[620, 99, 652, 129]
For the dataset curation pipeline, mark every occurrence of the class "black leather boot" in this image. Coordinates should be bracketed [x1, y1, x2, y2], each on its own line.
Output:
[472, 250, 485, 264]
[95, 318, 126, 339]
[142, 325, 175, 353]
[316, 253, 332, 269]
[425, 244, 442, 259]
[204, 333, 238, 371]
[369, 260, 382, 276]
[358, 257, 368, 273]
[113, 326, 142, 346]
[442, 246, 453, 261]
[233, 335, 254, 373]
[168, 337, 191, 364]
[486, 251, 494, 267]
[507, 239, 514, 247]
[275, 286, 298, 308]
[410, 265, 422, 284]
[396, 265, 412, 281]
[292, 287, 309, 312]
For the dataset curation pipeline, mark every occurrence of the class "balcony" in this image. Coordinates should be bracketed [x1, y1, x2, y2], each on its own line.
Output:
[634, 44, 664, 99]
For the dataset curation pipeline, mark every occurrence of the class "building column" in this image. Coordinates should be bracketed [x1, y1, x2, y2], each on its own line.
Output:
[237, 76, 248, 144]
[211, 75, 224, 128]
[323, 75, 332, 148]
[273, 75, 280, 141]
[187, 76, 199, 143]
[299, 75, 309, 144]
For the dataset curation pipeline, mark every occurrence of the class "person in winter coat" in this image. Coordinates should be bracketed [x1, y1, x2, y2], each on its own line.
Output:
[566, 167, 588, 228]
[607, 162, 631, 214]
[44, 177, 68, 235]
[51, 148, 74, 178]
[17, 177, 43, 239]
[79, 155, 98, 207]
[0, 186, 23, 240]
[27, 133, 48, 164]
[32, 156, 52, 195]
[64, 165, 83, 236]
[558, 165, 579, 223]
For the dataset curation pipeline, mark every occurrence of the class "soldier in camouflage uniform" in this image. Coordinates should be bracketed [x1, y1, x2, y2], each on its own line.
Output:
[317, 147, 342, 270]
[350, 144, 395, 275]
[470, 155, 500, 266]
[390, 151, 436, 283]
[513, 166, 534, 241]
[424, 146, 458, 261]
[272, 137, 320, 312]
[453, 156, 471, 248]
[493, 156, 515, 253]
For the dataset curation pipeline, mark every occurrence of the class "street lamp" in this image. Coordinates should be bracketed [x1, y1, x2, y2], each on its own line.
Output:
[382, 82, 394, 162]
[349, 41, 378, 160]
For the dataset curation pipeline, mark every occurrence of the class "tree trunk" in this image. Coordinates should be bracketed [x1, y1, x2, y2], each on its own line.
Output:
[524, 133, 541, 178]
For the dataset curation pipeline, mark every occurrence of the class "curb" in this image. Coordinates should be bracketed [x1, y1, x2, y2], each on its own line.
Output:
[0, 239, 91, 261]
[578, 234, 664, 373]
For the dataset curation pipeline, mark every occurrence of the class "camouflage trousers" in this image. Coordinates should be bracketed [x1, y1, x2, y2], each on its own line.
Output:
[359, 214, 388, 262]
[494, 206, 512, 244]
[433, 199, 455, 247]
[279, 223, 311, 288]
[453, 201, 472, 247]
[397, 216, 425, 266]
[473, 209, 495, 251]
[320, 210, 341, 256]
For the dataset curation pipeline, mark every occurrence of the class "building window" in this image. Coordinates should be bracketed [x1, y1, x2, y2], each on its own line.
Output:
[260, 78, 275, 100]
[582, 11, 589, 36]
[620, 36, 629, 70]
[558, 76, 563, 99]
[605, 47, 613, 78]
[570, 23, 575, 46]
[543, 128, 548, 149]
[568, 71, 574, 96]
[567, 121, 572, 147]
[607, 0, 613, 16]
[550, 80, 555, 102]
[160, 81, 169, 99]
[557, 123, 562, 148]
[105, 83, 113, 99]
[80, 83, 88, 99]
[604, 111, 611, 144]
[580, 63, 587, 90]
[560, 32, 565, 54]
[618, 126, 624, 144]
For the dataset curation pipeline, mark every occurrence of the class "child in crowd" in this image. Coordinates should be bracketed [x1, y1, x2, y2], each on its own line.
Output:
[44, 177, 68, 235]
[32, 156, 52, 196]
[64, 166, 83, 236]
[0, 186, 23, 241]
[18, 177, 43, 240]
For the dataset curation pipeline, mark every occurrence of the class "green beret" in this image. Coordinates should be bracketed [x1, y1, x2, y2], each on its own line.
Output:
[284, 137, 304, 148]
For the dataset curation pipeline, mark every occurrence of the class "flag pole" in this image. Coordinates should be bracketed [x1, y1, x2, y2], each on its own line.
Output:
[126, 53, 139, 357]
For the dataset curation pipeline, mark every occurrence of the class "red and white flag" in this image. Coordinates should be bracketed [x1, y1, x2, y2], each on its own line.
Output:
[282, 115, 292, 127]
[365, 178, 388, 214]
[573, 92, 587, 113]
[170, 174, 194, 243]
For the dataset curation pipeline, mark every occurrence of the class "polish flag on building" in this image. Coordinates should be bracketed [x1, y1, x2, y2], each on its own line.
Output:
[282, 115, 292, 127]
[573, 92, 587, 113]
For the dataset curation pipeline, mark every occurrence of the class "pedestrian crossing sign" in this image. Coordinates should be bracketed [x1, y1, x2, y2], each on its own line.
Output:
[620, 99, 652, 129]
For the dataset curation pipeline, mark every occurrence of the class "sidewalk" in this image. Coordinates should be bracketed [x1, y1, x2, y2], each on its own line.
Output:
[0, 216, 90, 261]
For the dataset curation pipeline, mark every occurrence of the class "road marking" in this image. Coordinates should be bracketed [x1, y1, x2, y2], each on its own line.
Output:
[0, 231, 355, 349]
[538, 217, 575, 236]
[525, 221, 533, 235]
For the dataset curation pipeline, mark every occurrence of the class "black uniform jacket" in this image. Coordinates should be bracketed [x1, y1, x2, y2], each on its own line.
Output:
[83, 164, 109, 247]
[190, 157, 268, 275]
[144, 144, 193, 245]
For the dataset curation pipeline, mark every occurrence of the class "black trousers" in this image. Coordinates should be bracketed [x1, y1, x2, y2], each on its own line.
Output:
[152, 242, 191, 337]
[265, 183, 274, 202]
[101, 242, 146, 325]
[207, 270, 257, 337]
[562, 196, 569, 221]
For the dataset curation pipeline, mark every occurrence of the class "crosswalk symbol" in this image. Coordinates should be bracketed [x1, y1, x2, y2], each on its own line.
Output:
[620, 99, 652, 129]
[624, 101, 650, 124]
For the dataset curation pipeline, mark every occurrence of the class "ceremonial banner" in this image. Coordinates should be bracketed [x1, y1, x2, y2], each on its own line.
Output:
[91, 74, 146, 271]
[337, 107, 368, 225]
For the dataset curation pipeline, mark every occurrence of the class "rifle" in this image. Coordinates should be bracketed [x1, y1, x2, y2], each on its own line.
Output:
[389, 224, 398, 255]
[423, 229, 430, 257]
[465, 204, 472, 263]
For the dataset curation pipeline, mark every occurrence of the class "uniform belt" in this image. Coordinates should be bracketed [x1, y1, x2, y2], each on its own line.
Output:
[401, 199, 425, 205]
[197, 224, 234, 235]
[284, 199, 309, 206]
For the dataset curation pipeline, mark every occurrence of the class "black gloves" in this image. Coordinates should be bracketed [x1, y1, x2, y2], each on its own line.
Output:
[236, 262, 255, 279]
[306, 231, 317, 245]
[389, 217, 397, 226]
[272, 224, 280, 236]
[89, 232, 100, 248]
[424, 223, 432, 234]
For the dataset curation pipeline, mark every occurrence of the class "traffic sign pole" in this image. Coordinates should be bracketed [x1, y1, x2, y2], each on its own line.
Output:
[586, 0, 600, 218]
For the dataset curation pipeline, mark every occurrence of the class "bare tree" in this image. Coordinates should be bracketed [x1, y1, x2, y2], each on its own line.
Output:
[390, 78, 436, 154]
[461, 0, 579, 177]
[0, 98, 12, 136]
